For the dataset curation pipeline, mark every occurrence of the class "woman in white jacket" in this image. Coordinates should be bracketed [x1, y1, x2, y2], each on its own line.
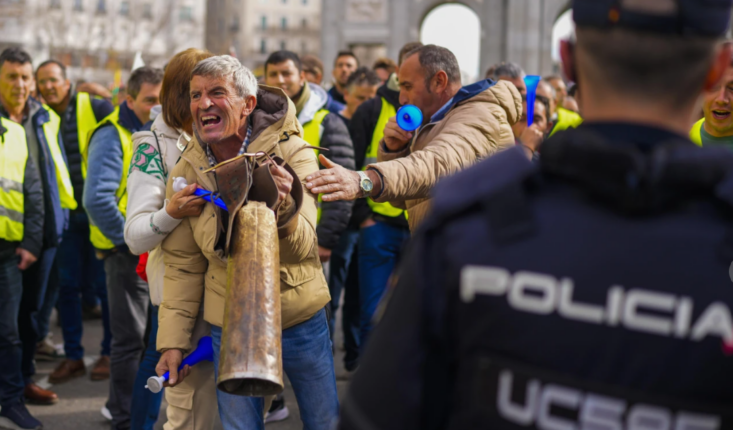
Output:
[124, 48, 215, 430]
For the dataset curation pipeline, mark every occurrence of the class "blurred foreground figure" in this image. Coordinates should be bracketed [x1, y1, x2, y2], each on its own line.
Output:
[340, 1, 733, 429]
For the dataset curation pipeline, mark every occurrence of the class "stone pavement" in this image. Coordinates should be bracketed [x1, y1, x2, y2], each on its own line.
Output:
[27, 311, 351, 430]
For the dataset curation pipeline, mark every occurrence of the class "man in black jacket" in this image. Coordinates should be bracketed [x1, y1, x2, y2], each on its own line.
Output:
[36, 60, 115, 384]
[0, 118, 46, 430]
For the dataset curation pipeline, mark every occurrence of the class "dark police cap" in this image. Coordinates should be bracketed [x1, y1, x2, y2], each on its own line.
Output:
[573, 0, 732, 37]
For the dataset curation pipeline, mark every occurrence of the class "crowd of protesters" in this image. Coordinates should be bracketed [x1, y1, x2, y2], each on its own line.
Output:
[3, 3, 733, 427]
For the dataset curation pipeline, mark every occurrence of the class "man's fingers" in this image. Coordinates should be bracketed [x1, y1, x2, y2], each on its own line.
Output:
[305, 168, 333, 181]
[167, 359, 179, 385]
[306, 173, 337, 190]
[319, 154, 339, 169]
[310, 181, 343, 195]
[321, 191, 347, 202]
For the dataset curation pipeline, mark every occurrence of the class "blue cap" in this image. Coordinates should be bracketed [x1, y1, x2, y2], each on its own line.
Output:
[573, 0, 733, 37]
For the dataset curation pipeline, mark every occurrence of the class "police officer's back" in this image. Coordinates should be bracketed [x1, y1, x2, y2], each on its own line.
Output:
[340, 1, 733, 429]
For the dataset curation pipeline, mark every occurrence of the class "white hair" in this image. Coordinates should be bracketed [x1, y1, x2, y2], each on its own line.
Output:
[191, 55, 258, 100]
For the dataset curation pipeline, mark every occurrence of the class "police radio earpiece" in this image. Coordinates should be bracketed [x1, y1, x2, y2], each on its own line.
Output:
[396, 104, 423, 132]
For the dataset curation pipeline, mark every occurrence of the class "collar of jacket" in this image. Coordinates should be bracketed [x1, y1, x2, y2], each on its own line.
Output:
[187, 85, 304, 190]
[431, 79, 498, 123]
[118, 100, 143, 133]
[377, 74, 401, 108]
[297, 82, 328, 124]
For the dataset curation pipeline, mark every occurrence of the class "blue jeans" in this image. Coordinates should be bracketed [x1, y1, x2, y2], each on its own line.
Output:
[0, 255, 25, 407]
[327, 228, 360, 370]
[130, 304, 163, 430]
[358, 220, 410, 350]
[57, 211, 111, 360]
[19, 247, 57, 384]
[211, 308, 339, 430]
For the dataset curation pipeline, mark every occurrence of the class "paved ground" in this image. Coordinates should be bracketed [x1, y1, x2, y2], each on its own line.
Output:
[27, 310, 351, 430]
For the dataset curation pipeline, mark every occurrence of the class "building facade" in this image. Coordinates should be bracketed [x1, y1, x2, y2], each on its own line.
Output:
[0, 0, 205, 85]
[206, 0, 321, 75]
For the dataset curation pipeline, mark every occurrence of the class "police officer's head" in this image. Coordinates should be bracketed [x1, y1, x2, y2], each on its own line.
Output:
[560, 0, 733, 134]
[701, 58, 733, 138]
[36, 60, 71, 111]
[0, 48, 33, 112]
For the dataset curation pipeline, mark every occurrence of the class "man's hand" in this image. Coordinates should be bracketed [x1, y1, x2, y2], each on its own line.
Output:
[166, 184, 207, 219]
[318, 246, 332, 263]
[262, 160, 294, 205]
[156, 349, 190, 387]
[16, 248, 37, 270]
[518, 124, 544, 155]
[306, 155, 362, 202]
[383, 116, 414, 152]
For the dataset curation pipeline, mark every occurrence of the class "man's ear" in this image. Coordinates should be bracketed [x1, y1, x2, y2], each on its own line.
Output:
[704, 42, 733, 92]
[434, 70, 449, 93]
[125, 93, 135, 109]
[560, 40, 576, 84]
[241, 94, 257, 118]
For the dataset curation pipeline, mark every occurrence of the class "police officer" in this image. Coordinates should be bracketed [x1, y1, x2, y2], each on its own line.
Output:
[340, 1, 733, 429]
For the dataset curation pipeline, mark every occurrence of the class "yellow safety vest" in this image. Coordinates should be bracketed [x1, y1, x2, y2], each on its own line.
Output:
[42, 106, 77, 210]
[302, 109, 330, 223]
[549, 107, 584, 137]
[76, 92, 100, 178]
[87, 108, 134, 250]
[690, 118, 704, 147]
[366, 98, 406, 219]
[0, 118, 29, 242]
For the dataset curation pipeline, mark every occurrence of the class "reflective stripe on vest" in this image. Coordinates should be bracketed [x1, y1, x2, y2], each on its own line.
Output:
[76, 92, 99, 178]
[690, 118, 704, 147]
[88, 108, 134, 250]
[0, 118, 29, 241]
[366, 98, 405, 219]
[549, 107, 584, 137]
[302, 109, 330, 223]
[43, 105, 77, 210]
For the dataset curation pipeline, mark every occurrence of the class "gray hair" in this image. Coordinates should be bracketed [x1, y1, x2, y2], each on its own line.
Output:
[191, 55, 258, 100]
[493, 62, 525, 80]
[405, 44, 462, 87]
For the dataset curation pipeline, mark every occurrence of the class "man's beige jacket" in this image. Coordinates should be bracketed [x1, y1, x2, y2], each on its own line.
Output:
[157, 86, 330, 352]
[371, 80, 523, 231]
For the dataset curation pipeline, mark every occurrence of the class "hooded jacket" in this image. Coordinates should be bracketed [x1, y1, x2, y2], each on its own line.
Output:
[157, 86, 330, 352]
[370, 79, 523, 231]
[298, 83, 355, 250]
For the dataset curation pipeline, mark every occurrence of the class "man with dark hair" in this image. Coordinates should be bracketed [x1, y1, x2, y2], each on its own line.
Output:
[302, 54, 324, 85]
[323, 42, 422, 372]
[0, 47, 77, 411]
[36, 59, 115, 385]
[492, 62, 527, 94]
[535, 79, 557, 133]
[307, 44, 522, 350]
[0, 52, 47, 430]
[339, 67, 381, 123]
[84, 65, 162, 429]
[372, 57, 396, 84]
[264, 49, 354, 283]
[511, 94, 550, 158]
[329, 50, 359, 107]
[339, 1, 733, 428]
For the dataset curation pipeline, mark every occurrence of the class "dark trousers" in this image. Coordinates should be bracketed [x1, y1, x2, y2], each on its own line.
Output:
[19, 247, 57, 385]
[57, 211, 111, 360]
[327, 228, 361, 370]
[0, 256, 25, 408]
[130, 303, 163, 430]
[105, 251, 149, 430]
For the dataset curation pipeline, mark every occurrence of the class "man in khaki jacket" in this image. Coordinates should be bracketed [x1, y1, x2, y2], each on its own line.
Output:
[306, 44, 522, 231]
[154, 56, 337, 430]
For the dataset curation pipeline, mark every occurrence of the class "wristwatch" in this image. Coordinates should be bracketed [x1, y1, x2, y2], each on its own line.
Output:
[357, 171, 374, 197]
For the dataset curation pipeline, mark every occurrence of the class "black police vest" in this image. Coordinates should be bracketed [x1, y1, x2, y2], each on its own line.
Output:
[425, 129, 733, 430]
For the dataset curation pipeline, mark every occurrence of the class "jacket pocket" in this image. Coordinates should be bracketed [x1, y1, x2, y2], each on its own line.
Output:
[165, 385, 194, 410]
[279, 259, 317, 288]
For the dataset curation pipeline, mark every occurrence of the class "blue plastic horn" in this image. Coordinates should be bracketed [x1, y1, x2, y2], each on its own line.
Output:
[396, 104, 423, 132]
[524, 75, 541, 127]
[146, 336, 214, 393]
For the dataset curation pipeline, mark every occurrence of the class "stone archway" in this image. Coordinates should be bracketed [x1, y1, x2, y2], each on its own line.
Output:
[321, 0, 572, 83]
